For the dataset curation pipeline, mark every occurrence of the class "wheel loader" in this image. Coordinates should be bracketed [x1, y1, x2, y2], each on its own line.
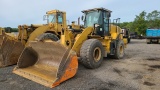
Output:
[13, 8, 127, 88]
[0, 27, 15, 41]
[0, 9, 80, 67]
[0, 24, 41, 67]
[122, 28, 131, 43]
[0, 27, 23, 67]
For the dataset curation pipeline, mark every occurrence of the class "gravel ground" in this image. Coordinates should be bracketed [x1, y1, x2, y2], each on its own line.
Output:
[0, 39, 160, 90]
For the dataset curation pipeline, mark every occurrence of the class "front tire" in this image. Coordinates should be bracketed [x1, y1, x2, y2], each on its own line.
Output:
[128, 38, 130, 43]
[37, 33, 59, 41]
[80, 39, 104, 69]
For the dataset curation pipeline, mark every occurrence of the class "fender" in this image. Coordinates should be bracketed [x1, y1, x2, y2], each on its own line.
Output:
[72, 27, 93, 55]
[26, 25, 56, 46]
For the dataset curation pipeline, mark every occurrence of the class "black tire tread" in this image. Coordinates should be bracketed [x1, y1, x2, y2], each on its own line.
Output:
[80, 39, 104, 69]
[38, 33, 59, 41]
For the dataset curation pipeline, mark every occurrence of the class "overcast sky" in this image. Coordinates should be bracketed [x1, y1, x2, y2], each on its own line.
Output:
[0, 0, 159, 28]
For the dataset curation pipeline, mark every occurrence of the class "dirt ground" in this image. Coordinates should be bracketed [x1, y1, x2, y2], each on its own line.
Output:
[0, 39, 160, 90]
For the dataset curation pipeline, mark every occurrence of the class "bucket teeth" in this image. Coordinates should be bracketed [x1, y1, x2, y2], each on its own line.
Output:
[13, 41, 78, 88]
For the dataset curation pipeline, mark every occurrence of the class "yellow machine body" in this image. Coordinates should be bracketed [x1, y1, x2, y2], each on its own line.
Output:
[0, 10, 75, 67]
[13, 8, 127, 88]
[0, 27, 24, 67]
[13, 15, 81, 87]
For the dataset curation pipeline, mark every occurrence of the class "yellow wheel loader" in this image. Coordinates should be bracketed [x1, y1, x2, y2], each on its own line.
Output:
[0, 24, 41, 67]
[13, 8, 127, 88]
[0, 27, 24, 67]
[0, 10, 80, 67]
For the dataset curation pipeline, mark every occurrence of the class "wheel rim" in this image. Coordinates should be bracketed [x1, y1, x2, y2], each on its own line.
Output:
[93, 47, 101, 62]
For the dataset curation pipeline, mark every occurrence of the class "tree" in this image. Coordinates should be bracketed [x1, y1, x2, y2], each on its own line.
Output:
[146, 10, 160, 28]
[131, 11, 147, 35]
[119, 10, 160, 36]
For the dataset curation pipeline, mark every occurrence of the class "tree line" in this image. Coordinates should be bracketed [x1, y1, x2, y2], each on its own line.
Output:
[120, 10, 160, 35]
[4, 27, 18, 32]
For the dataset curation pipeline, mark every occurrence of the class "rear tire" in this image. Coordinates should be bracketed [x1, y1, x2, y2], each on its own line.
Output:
[113, 40, 125, 59]
[80, 39, 104, 69]
[128, 38, 130, 43]
[147, 39, 151, 44]
[37, 33, 59, 41]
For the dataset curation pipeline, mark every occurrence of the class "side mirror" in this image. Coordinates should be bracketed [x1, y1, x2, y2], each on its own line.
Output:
[81, 15, 85, 22]
[43, 15, 47, 21]
[81, 16, 84, 21]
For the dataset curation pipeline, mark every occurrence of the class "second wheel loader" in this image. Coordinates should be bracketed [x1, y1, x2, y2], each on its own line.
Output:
[13, 8, 127, 88]
[0, 9, 80, 67]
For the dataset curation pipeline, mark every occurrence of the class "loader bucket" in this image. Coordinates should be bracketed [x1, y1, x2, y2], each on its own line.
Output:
[0, 36, 24, 67]
[13, 41, 78, 88]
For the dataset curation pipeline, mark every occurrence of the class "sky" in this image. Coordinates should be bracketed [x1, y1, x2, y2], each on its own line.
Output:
[0, 0, 160, 28]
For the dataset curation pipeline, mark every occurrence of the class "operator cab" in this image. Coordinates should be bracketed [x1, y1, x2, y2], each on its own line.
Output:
[43, 10, 64, 24]
[82, 8, 112, 37]
[42, 10, 67, 33]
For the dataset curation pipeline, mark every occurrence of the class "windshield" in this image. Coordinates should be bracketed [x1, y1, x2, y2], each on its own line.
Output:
[84, 11, 101, 27]
[47, 14, 56, 23]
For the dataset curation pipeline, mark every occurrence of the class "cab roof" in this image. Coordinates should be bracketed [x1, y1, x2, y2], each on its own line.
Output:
[46, 10, 66, 14]
[82, 8, 112, 13]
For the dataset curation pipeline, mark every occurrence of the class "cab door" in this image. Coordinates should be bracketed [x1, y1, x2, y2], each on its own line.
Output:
[57, 13, 63, 32]
[103, 12, 110, 36]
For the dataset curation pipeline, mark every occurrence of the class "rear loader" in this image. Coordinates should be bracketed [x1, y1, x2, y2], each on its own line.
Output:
[122, 28, 131, 43]
[0, 25, 40, 67]
[0, 9, 80, 67]
[13, 8, 127, 88]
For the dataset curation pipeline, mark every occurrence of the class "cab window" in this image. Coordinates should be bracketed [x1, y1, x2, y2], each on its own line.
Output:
[58, 13, 63, 24]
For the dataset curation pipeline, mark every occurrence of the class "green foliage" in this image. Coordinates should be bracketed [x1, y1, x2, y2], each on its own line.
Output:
[120, 10, 160, 35]
[11, 28, 18, 32]
[146, 10, 160, 28]
[4, 27, 18, 32]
